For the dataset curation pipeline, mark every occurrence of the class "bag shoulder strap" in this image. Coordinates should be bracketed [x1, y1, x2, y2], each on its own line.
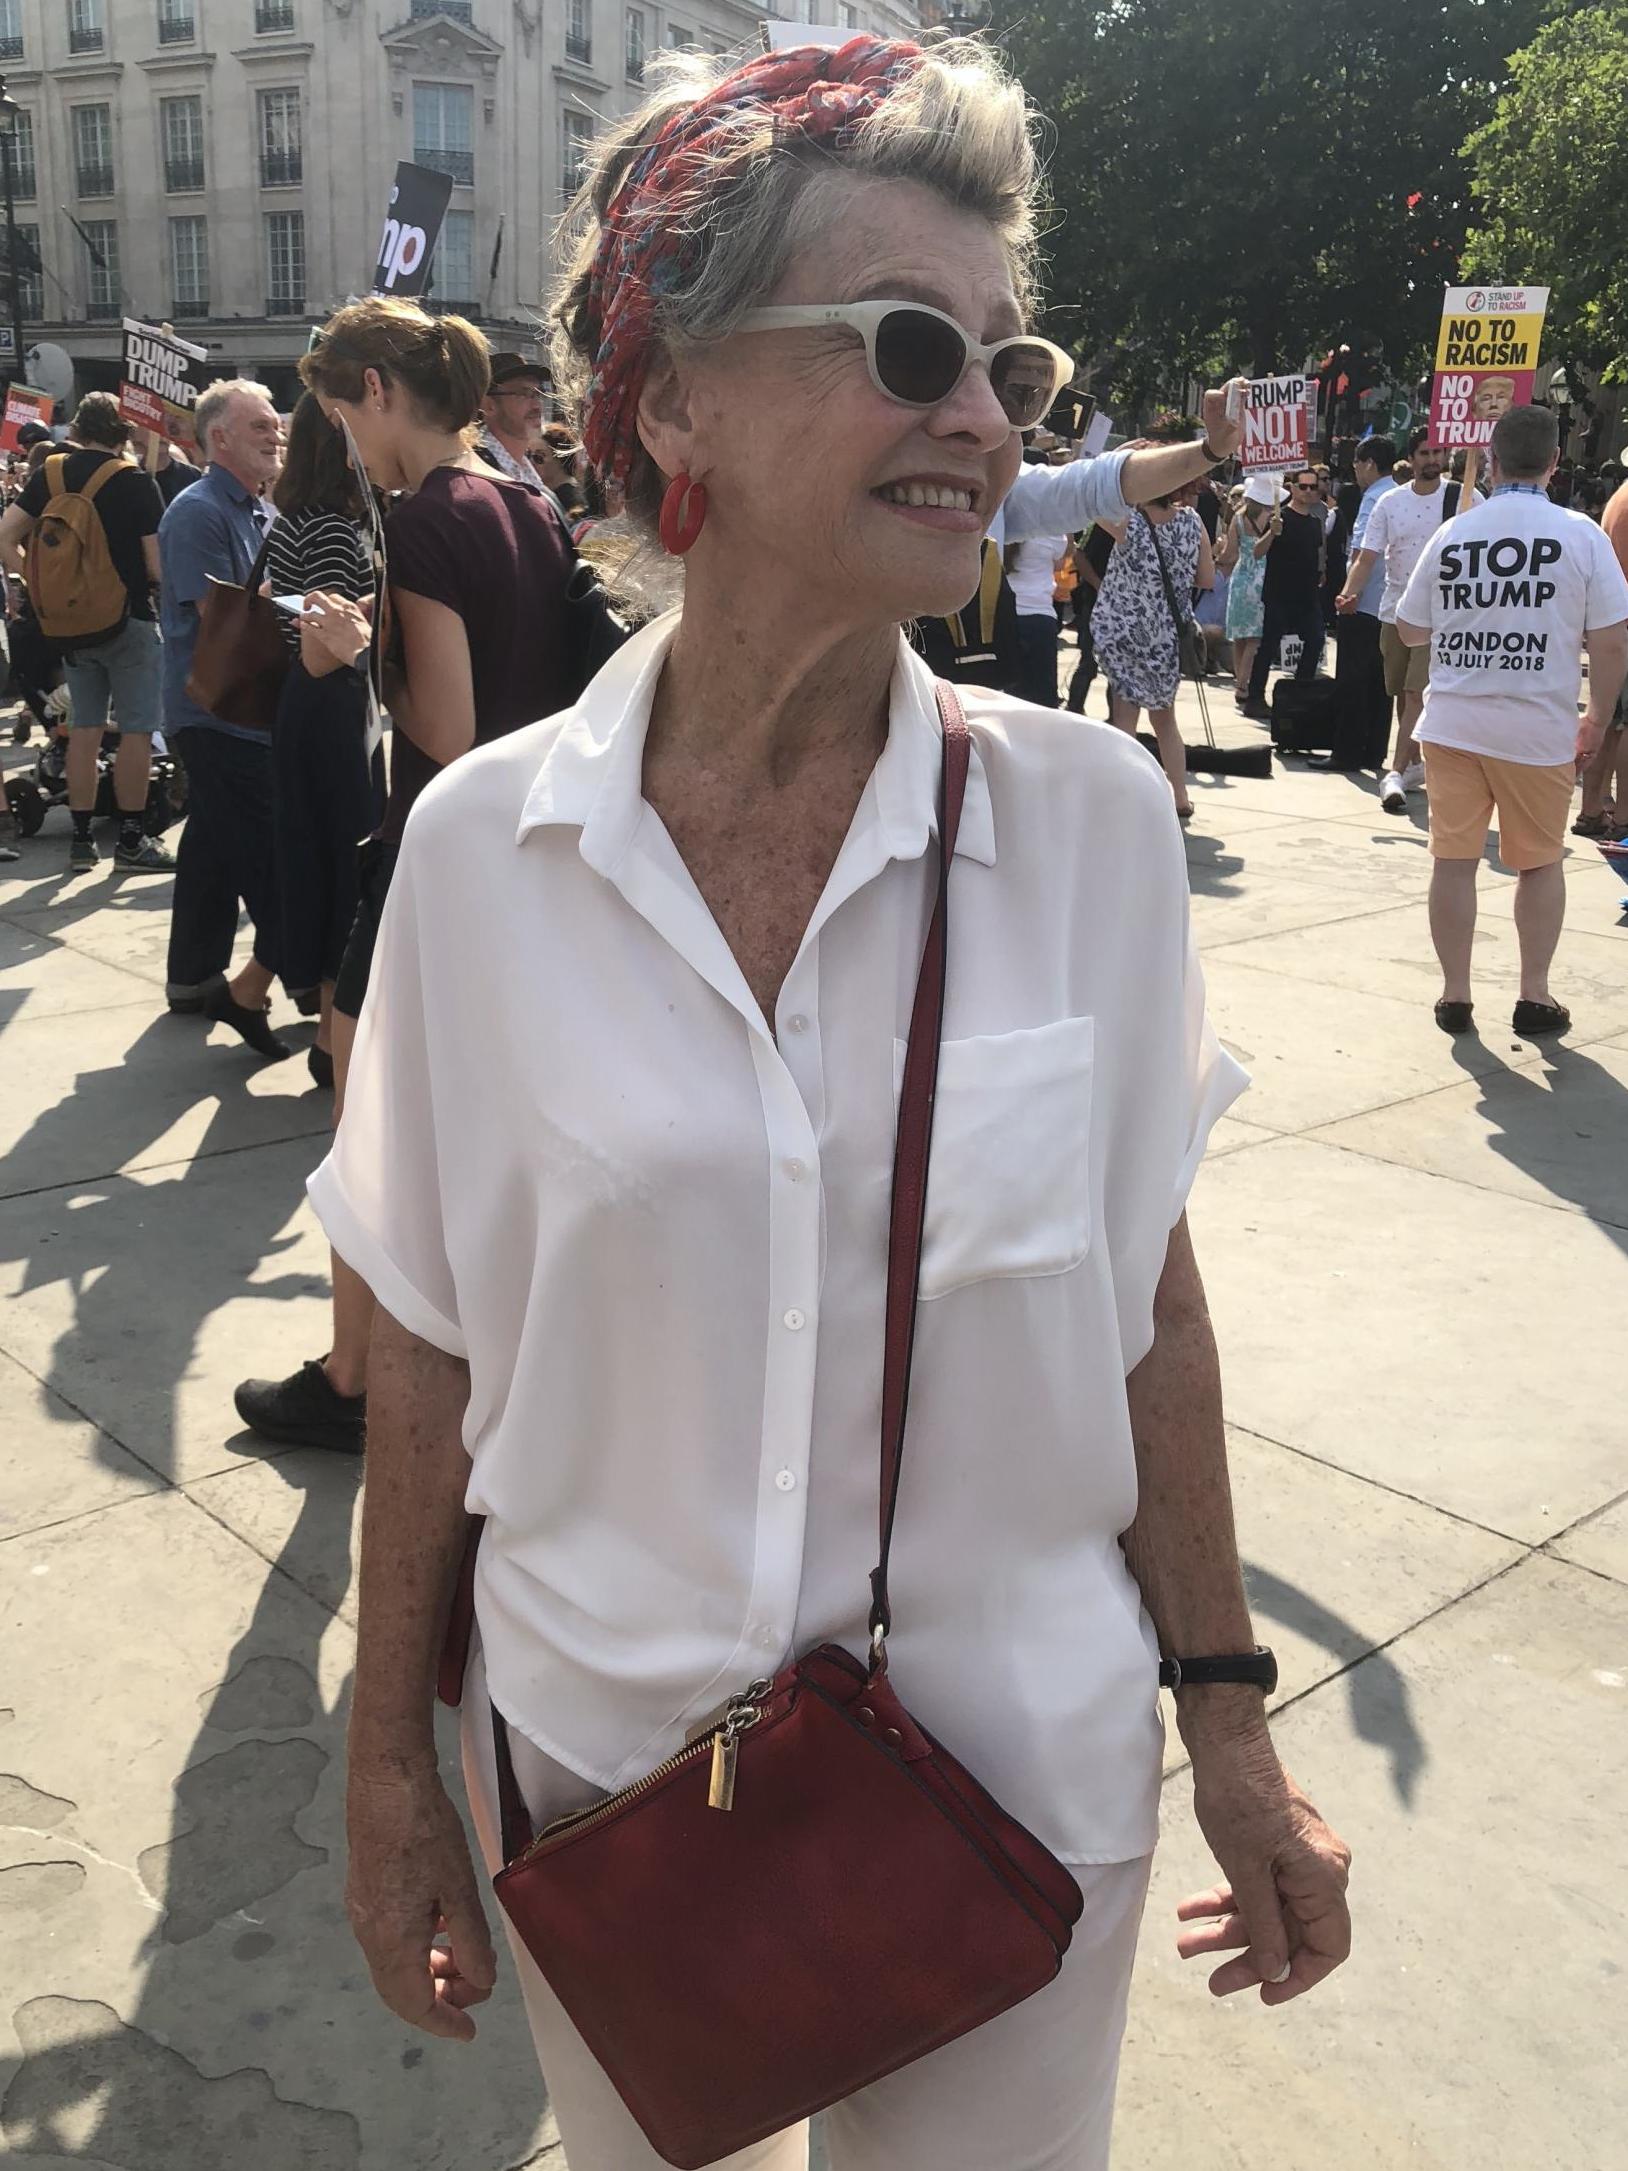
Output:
[1144, 508, 1192, 641]
[77, 456, 123, 508]
[44, 454, 68, 501]
[868, 682, 969, 1655]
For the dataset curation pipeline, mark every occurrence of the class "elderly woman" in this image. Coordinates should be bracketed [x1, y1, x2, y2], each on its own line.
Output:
[315, 36, 1350, 2171]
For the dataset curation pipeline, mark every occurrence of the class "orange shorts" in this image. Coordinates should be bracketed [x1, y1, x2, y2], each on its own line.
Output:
[1422, 743, 1575, 872]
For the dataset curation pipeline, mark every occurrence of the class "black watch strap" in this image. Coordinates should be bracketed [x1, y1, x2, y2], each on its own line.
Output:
[1158, 1645, 1278, 1694]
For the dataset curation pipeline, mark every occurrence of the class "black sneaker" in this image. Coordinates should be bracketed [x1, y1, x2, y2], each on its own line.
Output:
[68, 834, 100, 874]
[113, 833, 177, 874]
[234, 1359, 366, 1454]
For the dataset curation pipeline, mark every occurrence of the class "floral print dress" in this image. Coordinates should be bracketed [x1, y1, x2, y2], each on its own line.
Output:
[1090, 508, 1203, 711]
[1224, 514, 1271, 641]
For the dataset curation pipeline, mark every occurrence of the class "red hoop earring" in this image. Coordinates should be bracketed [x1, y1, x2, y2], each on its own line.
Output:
[659, 473, 708, 555]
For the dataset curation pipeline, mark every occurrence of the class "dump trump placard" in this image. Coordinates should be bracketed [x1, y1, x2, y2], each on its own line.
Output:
[118, 319, 210, 451]
[1240, 375, 1312, 474]
[1429, 285, 1549, 450]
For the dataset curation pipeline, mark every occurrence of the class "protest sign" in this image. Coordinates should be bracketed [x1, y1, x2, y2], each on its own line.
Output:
[372, 162, 455, 298]
[0, 384, 53, 452]
[1429, 285, 1549, 450]
[1240, 374, 1312, 474]
[118, 319, 209, 452]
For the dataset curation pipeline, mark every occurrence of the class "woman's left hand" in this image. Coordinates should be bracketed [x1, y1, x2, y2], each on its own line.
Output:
[1176, 1731, 1352, 2004]
[300, 589, 372, 678]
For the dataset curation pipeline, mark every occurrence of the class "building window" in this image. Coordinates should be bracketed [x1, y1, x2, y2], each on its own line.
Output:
[72, 105, 115, 198]
[157, 0, 195, 41]
[413, 83, 474, 186]
[13, 221, 43, 318]
[839, 1, 858, 26]
[83, 218, 118, 318]
[170, 214, 208, 314]
[666, 24, 692, 48]
[560, 108, 592, 201]
[4, 108, 35, 200]
[254, 0, 294, 32]
[265, 209, 304, 312]
[565, 0, 591, 65]
[433, 208, 474, 305]
[258, 88, 301, 187]
[624, 5, 644, 80]
[0, 0, 23, 60]
[68, 0, 104, 53]
[161, 95, 205, 193]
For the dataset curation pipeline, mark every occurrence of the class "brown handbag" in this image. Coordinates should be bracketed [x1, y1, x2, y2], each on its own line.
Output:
[185, 525, 288, 734]
[479, 683, 1084, 2170]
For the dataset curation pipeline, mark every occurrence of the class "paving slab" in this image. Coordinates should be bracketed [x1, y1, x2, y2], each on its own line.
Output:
[1116, 1553, 1628, 2171]
[0, 1140, 335, 1488]
[0, 917, 155, 1027]
[0, 1488, 555, 2171]
[0, 1000, 330, 1201]
[1309, 1034, 1628, 1228]
[1, 880, 181, 988]
[1190, 1135, 1628, 1540]
[1549, 1492, 1628, 1587]
[0, 1346, 164, 1542]
[188, 1450, 364, 1628]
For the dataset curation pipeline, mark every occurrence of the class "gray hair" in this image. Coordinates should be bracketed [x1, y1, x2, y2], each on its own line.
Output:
[194, 377, 274, 461]
[1490, 403, 1560, 481]
[550, 34, 1042, 536]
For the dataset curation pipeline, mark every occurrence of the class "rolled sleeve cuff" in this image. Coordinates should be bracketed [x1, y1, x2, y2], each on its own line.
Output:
[1170, 1036, 1251, 1228]
[306, 1158, 468, 1360]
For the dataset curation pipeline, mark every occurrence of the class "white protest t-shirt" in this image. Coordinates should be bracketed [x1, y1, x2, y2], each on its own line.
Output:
[1398, 485, 1628, 766]
[1008, 533, 1069, 616]
[1363, 480, 1452, 621]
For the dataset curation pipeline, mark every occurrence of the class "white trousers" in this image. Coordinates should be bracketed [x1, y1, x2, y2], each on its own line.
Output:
[462, 1647, 1152, 2171]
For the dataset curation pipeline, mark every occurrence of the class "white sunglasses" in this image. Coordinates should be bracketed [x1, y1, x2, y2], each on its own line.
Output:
[739, 301, 1076, 430]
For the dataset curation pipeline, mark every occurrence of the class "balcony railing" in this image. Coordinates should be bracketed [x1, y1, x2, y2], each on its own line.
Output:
[69, 25, 105, 50]
[411, 0, 470, 15]
[412, 146, 472, 184]
[158, 11, 195, 40]
[254, 0, 294, 30]
[0, 33, 23, 57]
[260, 148, 301, 186]
[8, 160, 36, 200]
[86, 297, 120, 319]
[165, 157, 204, 191]
[76, 164, 115, 197]
[265, 292, 305, 315]
[565, 30, 592, 62]
[171, 292, 207, 316]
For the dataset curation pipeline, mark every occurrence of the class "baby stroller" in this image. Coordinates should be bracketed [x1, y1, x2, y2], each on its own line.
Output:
[4, 685, 188, 840]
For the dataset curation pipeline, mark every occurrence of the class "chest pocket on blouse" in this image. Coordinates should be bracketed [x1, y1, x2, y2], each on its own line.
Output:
[893, 1016, 1095, 1301]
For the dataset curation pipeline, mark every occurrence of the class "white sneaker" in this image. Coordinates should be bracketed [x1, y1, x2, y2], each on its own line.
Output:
[1402, 761, 1427, 793]
[1381, 771, 1407, 813]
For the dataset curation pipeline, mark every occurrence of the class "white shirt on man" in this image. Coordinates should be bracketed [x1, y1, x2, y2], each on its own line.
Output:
[1398, 483, 1628, 766]
[308, 614, 1245, 1865]
[1008, 531, 1069, 616]
[1363, 478, 1451, 622]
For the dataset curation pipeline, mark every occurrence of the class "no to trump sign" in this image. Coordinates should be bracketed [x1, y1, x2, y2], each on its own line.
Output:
[1429, 284, 1549, 450]
[118, 319, 210, 451]
[1241, 375, 1312, 474]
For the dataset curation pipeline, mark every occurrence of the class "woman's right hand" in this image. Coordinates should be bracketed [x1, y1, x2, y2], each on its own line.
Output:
[346, 1755, 497, 2040]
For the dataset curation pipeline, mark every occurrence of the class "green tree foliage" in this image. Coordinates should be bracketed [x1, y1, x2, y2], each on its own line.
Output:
[1463, 3, 1628, 378]
[988, 0, 1541, 396]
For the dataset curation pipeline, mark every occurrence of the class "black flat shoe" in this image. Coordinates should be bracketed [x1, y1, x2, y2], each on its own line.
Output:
[204, 987, 291, 1061]
[308, 1044, 334, 1091]
[288, 985, 322, 1017]
[1512, 1000, 1570, 1039]
[1434, 999, 1475, 1035]
[234, 1358, 365, 1453]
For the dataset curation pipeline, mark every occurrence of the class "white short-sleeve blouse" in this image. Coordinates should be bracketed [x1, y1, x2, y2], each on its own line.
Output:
[309, 615, 1248, 1865]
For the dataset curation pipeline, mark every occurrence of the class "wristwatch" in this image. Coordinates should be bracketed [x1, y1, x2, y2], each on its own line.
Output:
[1158, 1645, 1278, 1694]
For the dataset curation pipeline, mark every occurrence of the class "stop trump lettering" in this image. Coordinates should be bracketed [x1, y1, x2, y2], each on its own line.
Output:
[1437, 533, 1562, 610]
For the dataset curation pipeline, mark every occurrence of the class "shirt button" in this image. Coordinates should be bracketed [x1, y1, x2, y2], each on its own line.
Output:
[787, 1014, 808, 1033]
[782, 1308, 806, 1331]
[784, 1158, 806, 1182]
[757, 1624, 779, 1650]
[774, 1468, 797, 1492]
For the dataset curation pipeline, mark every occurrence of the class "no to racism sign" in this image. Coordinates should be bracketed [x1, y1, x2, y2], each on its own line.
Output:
[1240, 374, 1313, 474]
[372, 162, 455, 298]
[118, 318, 209, 451]
[1429, 284, 1549, 450]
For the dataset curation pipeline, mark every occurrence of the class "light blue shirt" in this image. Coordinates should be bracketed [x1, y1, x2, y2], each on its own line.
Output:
[991, 448, 1131, 549]
[158, 462, 270, 739]
[1349, 475, 1397, 617]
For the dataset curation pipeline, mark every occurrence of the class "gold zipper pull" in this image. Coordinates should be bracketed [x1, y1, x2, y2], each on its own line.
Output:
[708, 1725, 738, 1812]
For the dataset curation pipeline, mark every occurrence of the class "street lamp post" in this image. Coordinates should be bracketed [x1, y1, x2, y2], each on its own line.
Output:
[0, 78, 26, 393]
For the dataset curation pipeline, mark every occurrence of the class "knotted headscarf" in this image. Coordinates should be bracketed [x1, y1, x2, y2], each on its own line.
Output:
[580, 36, 924, 484]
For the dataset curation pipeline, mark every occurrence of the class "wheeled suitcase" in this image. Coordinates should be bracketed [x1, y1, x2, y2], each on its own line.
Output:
[1270, 676, 1340, 754]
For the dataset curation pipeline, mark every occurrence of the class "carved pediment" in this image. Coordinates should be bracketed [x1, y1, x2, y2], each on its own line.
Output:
[380, 12, 505, 81]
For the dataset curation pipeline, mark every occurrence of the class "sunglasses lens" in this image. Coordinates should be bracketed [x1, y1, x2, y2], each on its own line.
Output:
[989, 342, 1061, 428]
[873, 307, 968, 406]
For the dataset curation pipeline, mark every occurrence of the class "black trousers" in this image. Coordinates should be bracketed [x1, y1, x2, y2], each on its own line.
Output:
[1015, 613, 1061, 708]
[166, 725, 280, 991]
[270, 663, 379, 993]
[1330, 612, 1391, 770]
[1247, 595, 1325, 707]
[1066, 597, 1098, 714]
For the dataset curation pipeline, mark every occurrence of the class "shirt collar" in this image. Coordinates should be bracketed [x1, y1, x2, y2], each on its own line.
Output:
[480, 429, 544, 492]
[205, 463, 258, 511]
[517, 614, 997, 872]
[1491, 482, 1548, 498]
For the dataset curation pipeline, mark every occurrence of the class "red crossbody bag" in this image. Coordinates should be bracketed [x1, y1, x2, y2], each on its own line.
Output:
[451, 685, 1083, 2169]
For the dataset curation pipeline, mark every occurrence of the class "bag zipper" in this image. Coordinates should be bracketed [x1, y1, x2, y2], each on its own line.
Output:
[516, 1679, 774, 1864]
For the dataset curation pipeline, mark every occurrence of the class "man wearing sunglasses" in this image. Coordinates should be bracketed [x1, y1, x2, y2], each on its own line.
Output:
[1241, 471, 1327, 718]
[477, 353, 552, 493]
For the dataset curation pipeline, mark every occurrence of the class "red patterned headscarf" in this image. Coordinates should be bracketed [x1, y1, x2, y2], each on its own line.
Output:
[580, 36, 924, 485]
